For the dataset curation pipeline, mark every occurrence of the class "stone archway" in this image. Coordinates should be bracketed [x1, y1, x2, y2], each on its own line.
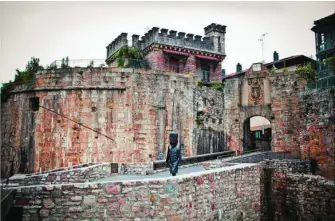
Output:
[243, 116, 272, 152]
[239, 104, 274, 153]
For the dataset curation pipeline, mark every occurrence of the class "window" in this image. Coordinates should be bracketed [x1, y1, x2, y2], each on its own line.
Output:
[29, 97, 39, 111]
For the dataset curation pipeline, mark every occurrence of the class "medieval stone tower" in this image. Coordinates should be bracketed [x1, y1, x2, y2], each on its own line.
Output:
[204, 23, 226, 54]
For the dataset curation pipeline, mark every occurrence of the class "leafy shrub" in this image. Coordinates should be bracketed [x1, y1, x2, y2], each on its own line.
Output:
[295, 62, 316, 83]
[210, 81, 223, 91]
[112, 46, 143, 68]
[1, 57, 44, 102]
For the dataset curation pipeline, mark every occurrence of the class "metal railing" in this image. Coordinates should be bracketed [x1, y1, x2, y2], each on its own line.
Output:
[49, 59, 107, 69]
[317, 40, 335, 53]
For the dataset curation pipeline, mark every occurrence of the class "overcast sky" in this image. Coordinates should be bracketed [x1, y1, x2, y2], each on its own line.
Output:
[1, 1, 334, 84]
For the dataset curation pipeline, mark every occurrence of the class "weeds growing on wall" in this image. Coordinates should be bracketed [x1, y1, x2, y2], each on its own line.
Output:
[295, 62, 316, 83]
[1, 57, 44, 102]
[112, 46, 143, 68]
[211, 81, 223, 91]
[197, 81, 203, 87]
[197, 80, 223, 91]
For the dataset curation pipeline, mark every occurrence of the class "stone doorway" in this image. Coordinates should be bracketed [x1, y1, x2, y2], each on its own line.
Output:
[243, 116, 271, 152]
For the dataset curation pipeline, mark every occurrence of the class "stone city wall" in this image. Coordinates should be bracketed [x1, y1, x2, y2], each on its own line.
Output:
[223, 70, 335, 181]
[119, 163, 154, 175]
[223, 71, 310, 153]
[202, 151, 293, 170]
[8, 163, 261, 221]
[267, 172, 335, 221]
[260, 159, 311, 174]
[5, 163, 111, 187]
[259, 159, 331, 221]
[1, 67, 197, 176]
[298, 88, 335, 181]
[194, 85, 224, 131]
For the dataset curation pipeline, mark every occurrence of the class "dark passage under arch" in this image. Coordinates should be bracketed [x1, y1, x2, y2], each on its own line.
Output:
[243, 116, 271, 152]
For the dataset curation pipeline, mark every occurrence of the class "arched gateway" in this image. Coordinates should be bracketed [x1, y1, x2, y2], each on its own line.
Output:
[243, 116, 272, 152]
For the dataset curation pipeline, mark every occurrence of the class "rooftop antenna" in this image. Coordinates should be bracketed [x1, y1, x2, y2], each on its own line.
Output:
[258, 33, 267, 63]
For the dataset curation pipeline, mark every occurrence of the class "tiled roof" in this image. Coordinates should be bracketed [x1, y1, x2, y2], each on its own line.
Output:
[223, 55, 315, 80]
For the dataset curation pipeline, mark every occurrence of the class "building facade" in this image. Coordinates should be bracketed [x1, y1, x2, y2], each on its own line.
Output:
[311, 13, 335, 89]
[106, 23, 227, 82]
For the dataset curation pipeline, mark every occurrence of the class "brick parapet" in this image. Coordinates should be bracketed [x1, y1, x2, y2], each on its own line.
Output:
[263, 169, 335, 220]
[7, 163, 261, 221]
[5, 163, 111, 187]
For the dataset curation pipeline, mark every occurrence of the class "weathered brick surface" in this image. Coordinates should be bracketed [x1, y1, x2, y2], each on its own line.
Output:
[223, 71, 306, 154]
[119, 162, 153, 175]
[265, 171, 335, 221]
[259, 159, 334, 221]
[6, 163, 111, 186]
[223, 69, 335, 180]
[202, 152, 294, 170]
[1, 68, 197, 175]
[298, 88, 335, 180]
[8, 163, 261, 221]
[194, 85, 224, 130]
[260, 159, 312, 174]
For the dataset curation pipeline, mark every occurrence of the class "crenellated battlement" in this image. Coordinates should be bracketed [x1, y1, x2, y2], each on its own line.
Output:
[135, 27, 216, 53]
[204, 23, 226, 35]
[106, 33, 128, 59]
[106, 23, 227, 62]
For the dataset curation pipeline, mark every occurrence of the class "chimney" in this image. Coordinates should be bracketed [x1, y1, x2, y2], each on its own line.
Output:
[236, 63, 242, 73]
[273, 51, 279, 62]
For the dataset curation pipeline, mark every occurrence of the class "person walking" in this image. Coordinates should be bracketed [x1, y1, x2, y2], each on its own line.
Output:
[166, 131, 182, 176]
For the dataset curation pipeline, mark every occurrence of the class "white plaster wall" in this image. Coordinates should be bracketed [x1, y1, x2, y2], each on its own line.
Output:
[241, 79, 249, 106]
[275, 65, 297, 73]
[263, 78, 271, 104]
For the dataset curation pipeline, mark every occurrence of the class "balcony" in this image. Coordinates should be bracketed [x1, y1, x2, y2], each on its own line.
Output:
[318, 69, 334, 79]
[316, 69, 335, 89]
[317, 40, 335, 53]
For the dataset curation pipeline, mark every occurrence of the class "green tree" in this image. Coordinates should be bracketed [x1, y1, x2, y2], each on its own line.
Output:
[61, 56, 70, 69]
[295, 62, 316, 83]
[1, 57, 44, 102]
[112, 46, 143, 68]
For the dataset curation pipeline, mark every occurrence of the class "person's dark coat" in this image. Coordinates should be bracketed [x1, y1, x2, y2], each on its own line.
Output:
[166, 145, 181, 174]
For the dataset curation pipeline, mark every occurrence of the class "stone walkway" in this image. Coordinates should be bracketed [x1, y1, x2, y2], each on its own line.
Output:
[94, 165, 205, 182]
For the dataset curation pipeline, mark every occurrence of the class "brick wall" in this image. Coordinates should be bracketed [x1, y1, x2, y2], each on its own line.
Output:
[202, 152, 294, 170]
[1, 68, 196, 175]
[223, 77, 241, 152]
[264, 171, 335, 221]
[223, 72, 308, 154]
[9, 163, 261, 221]
[298, 88, 335, 180]
[6, 163, 111, 186]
